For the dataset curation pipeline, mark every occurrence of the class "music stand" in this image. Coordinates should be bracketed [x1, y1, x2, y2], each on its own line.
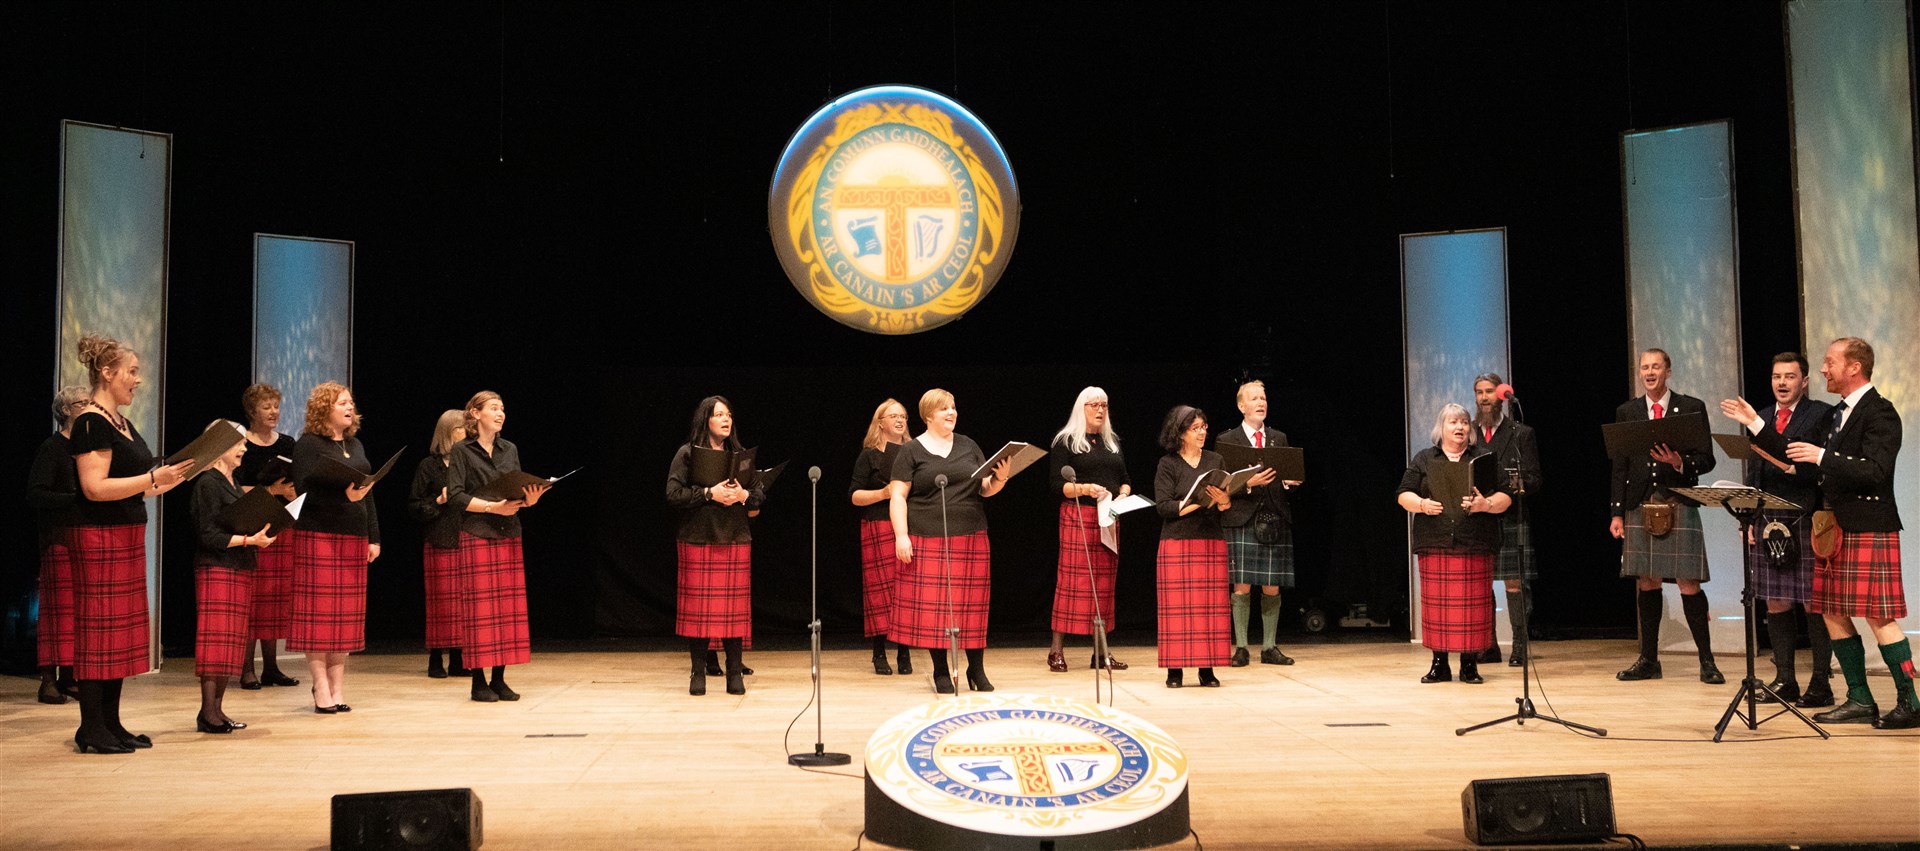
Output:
[1667, 485, 1829, 742]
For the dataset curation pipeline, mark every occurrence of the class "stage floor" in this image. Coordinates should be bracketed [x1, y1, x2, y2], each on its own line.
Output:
[2, 639, 1915, 850]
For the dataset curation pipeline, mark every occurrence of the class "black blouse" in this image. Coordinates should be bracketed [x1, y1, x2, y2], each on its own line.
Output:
[892, 435, 989, 537]
[1396, 445, 1505, 554]
[1154, 451, 1226, 540]
[665, 443, 766, 544]
[408, 456, 461, 549]
[69, 412, 152, 527]
[290, 432, 382, 544]
[190, 471, 256, 571]
[1048, 434, 1130, 506]
[236, 432, 297, 489]
[29, 433, 80, 546]
[849, 444, 903, 523]
[445, 437, 524, 540]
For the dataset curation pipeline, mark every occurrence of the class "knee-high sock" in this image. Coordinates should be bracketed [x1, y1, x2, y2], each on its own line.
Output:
[1230, 593, 1251, 649]
[1681, 591, 1713, 659]
[1765, 608, 1798, 684]
[1507, 587, 1529, 652]
[1880, 639, 1918, 708]
[1803, 607, 1832, 682]
[1259, 592, 1282, 649]
[1831, 635, 1872, 706]
[1636, 588, 1663, 661]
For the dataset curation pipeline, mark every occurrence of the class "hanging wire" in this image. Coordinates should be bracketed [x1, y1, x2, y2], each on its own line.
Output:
[950, 0, 960, 96]
[825, 0, 834, 99]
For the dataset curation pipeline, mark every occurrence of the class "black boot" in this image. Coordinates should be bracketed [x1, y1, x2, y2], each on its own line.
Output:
[39, 666, 66, 704]
[1760, 608, 1800, 703]
[102, 679, 149, 748]
[1800, 607, 1835, 707]
[56, 666, 80, 699]
[428, 649, 447, 679]
[1459, 655, 1484, 684]
[705, 649, 723, 677]
[687, 640, 706, 696]
[74, 681, 130, 754]
[930, 649, 955, 694]
[470, 669, 498, 702]
[724, 638, 746, 695]
[872, 636, 893, 675]
[964, 648, 994, 692]
[1421, 651, 1451, 683]
[489, 665, 519, 701]
[896, 644, 913, 675]
[447, 648, 471, 678]
[1682, 592, 1723, 683]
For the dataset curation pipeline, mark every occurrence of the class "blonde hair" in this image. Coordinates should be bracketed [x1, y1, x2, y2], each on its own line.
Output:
[862, 398, 906, 451]
[430, 409, 466, 456]
[1235, 380, 1266, 406]
[917, 388, 955, 424]
[52, 385, 89, 429]
[463, 390, 503, 436]
[1053, 386, 1119, 455]
[76, 333, 134, 389]
[1429, 403, 1471, 445]
[303, 382, 361, 438]
[241, 383, 282, 419]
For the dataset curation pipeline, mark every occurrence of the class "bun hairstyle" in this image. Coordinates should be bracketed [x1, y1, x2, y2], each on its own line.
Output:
[303, 381, 362, 438]
[463, 390, 503, 436]
[52, 385, 90, 429]
[76, 333, 134, 388]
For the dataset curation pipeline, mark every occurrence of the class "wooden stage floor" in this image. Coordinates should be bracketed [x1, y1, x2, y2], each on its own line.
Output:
[2, 639, 1916, 850]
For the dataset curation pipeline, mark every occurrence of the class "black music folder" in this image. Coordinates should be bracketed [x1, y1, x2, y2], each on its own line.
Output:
[1215, 443, 1306, 482]
[219, 486, 304, 537]
[1179, 465, 1264, 510]
[1711, 433, 1755, 461]
[472, 467, 582, 502]
[311, 447, 406, 489]
[256, 454, 294, 486]
[1428, 454, 1502, 523]
[1601, 412, 1712, 459]
[164, 422, 245, 478]
[971, 441, 1048, 481]
[690, 446, 757, 488]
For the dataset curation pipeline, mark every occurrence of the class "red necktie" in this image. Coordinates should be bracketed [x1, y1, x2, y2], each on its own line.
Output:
[1775, 406, 1791, 434]
[1651, 402, 1664, 420]
[1253, 431, 1263, 448]
[1483, 426, 1494, 444]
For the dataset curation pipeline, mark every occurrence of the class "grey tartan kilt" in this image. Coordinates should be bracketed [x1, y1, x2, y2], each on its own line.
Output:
[1620, 504, 1710, 582]
[1492, 516, 1535, 581]
[1225, 524, 1295, 587]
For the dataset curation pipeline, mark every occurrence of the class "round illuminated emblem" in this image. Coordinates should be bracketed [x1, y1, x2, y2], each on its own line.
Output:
[769, 85, 1020, 335]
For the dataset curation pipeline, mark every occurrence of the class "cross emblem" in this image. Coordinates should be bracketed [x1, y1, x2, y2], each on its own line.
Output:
[835, 178, 956, 282]
[937, 741, 1118, 796]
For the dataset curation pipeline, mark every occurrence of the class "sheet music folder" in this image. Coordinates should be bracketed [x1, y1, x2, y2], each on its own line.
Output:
[219, 485, 301, 537]
[473, 467, 582, 501]
[1214, 444, 1306, 482]
[971, 442, 1048, 482]
[1710, 433, 1755, 461]
[1601, 412, 1712, 459]
[690, 446, 755, 487]
[311, 448, 406, 489]
[164, 423, 245, 478]
[1179, 465, 1264, 510]
[1428, 454, 1502, 522]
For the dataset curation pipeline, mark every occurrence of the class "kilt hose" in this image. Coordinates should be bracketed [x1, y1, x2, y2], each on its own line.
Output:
[249, 529, 296, 639]
[1748, 509, 1816, 604]
[459, 534, 531, 668]
[36, 535, 76, 667]
[889, 531, 991, 650]
[1155, 538, 1231, 669]
[1814, 532, 1907, 620]
[1620, 504, 1710, 582]
[677, 542, 752, 640]
[1417, 549, 1494, 653]
[194, 565, 254, 678]
[1052, 503, 1119, 635]
[423, 544, 463, 648]
[289, 531, 368, 654]
[860, 519, 898, 638]
[69, 524, 149, 680]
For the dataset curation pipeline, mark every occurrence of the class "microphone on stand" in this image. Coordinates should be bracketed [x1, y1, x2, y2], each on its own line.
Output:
[788, 464, 850, 767]
[935, 474, 960, 694]
[1061, 465, 1113, 705]
[1496, 383, 1525, 423]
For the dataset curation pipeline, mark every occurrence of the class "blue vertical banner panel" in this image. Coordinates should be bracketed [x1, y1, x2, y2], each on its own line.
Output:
[1789, 0, 1919, 641]
[1622, 120, 1744, 654]
[56, 121, 171, 670]
[1401, 228, 1510, 642]
[254, 234, 354, 404]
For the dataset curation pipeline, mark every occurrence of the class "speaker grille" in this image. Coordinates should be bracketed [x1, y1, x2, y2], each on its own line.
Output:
[1462, 773, 1613, 845]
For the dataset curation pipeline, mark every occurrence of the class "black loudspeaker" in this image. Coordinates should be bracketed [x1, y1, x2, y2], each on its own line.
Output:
[1461, 773, 1613, 845]
[331, 788, 483, 850]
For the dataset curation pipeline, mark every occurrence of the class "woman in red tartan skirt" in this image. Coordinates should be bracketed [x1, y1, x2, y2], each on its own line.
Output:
[1397, 403, 1510, 685]
[446, 391, 548, 702]
[234, 383, 300, 690]
[409, 409, 470, 680]
[290, 383, 383, 714]
[191, 425, 278, 733]
[29, 386, 90, 705]
[667, 396, 767, 696]
[69, 334, 193, 753]
[888, 388, 1013, 695]
[1047, 386, 1132, 673]
[849, 398, 912, 676]
[1152, 406, 1233, 688]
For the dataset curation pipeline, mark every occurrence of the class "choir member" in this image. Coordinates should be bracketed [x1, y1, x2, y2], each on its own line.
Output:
[289, 382, 381, 714]
[192, 421, 276, 733]
[409, 410, 469, 679]
[1218, 380, 1295, 667]
[1152, 405, 1232, 688]
[234, 383, 299, 690]
[29, 386, 90, 704]
[889, 388, 1012, 694]
[445, 392, 545, 702]
[666, 396, 763, 696]
[1046, 386, 1132, 672]
[1397, 403, 1510, 685]
[69, 333, 192, 752]
[849, 398, 912, 676]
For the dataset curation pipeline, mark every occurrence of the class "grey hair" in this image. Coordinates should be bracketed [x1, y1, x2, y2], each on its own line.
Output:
[1053, 386, 1120, 455]
[1429, 403, 1472, 444]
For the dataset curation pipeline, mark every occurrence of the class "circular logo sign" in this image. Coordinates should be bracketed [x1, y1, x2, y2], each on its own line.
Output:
[769, 85, 1020, 335]
[865, 693, 1188, 836]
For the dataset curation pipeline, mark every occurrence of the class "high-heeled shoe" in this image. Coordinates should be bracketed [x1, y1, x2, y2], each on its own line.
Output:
[1165, 669, 1184, 688]
[196, 715, 238, 734]
[75, 730, 133, 754]
[1197, 668, 1220, 688]
[113, 731, 152, 749]
[933, 673, 956, 694]
[965, 668, 995, 692]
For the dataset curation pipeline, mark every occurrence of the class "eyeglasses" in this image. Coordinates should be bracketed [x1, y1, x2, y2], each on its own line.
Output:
[1084, 401, 1109, 409]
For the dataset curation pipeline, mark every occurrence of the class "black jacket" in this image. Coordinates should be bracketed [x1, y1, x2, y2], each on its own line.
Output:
[1610, 392, 1714, 516]
[1752, 387, 1901, 532]
[1742, 398, 1830, 513]
[1214, 424, 1291, 528]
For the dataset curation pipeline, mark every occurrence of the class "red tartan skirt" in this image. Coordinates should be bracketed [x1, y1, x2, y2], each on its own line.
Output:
[195, 566, 254, 678]
[250, 529, 295, 638]
[860, 519, 898, 637]
[1053, 503, 1119, 635]
[460, 534, 531, 667]
[37, 536, 77, 667]
[69, 524, 150, 680]
[423, 544, 462, 648]
[1814, 532, 1907, 619]
[1418, 550, 1495, 653]
[1156, 538, 1231, 668]
[677, 542, 752, 640]
[289, 531, 367, 654]
[890, 531, 991, 650]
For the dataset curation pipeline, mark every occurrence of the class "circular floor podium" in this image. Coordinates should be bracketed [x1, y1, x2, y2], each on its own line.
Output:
[864, 693, 1190, 850]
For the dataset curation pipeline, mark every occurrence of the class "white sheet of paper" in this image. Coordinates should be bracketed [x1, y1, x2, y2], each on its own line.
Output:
[285, 493, 308, 520]
[1100, 494, 1153, 527]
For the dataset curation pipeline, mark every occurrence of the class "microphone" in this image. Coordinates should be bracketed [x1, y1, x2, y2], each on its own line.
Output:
[935, 474, 948, 488]
[1060, 465, 1078, 483]
[807, 465, 821, 483]
[1496, 383, 1518, 401]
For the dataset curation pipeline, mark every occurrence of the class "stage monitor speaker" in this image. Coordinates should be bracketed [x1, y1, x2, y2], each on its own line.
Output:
[331, 788, 483, 850]
[1461, 773, 1613, 845]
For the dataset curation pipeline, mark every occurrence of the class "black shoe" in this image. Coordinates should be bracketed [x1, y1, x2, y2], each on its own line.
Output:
[1260, 647, 1295, 666]
[1699, 660, 1725, 685]
[240, 676, 263, 691]
[490, 682, 520, 702]
[261, 671, 299, 687]
[1508, 648, 1528, 668]
[447, 666, 474, 678]
[471, 684, 499, 703]
[1757, 679, 1800, 704]
[1092, 654, 1128, 671]
[1230, 647, 1250, 668]
[1197, 669, 1220, 688]
[933, 674, 955, 695]
[896, 650, 913, 675]
[740, 664, 755, 676]
[1813, 699, 1879, 724]
[1165, 669, 1183, 689]
[196, 715, 238, 734]
[313, 704, 339, 714]
[1616, 657, 1662, 681]
[428, 655, 447, 679]
[726, 669, 746, 696]
[689, 671, 706, 696]
[1479, 646, 1503, 665]
[333, 704, 351, 713]
[966, 669, 995, 692]
[38, 680, 67, 705]
[75, 730, 133, 755]
[114, 731, 152, 749]
[1459, 659, 1484, 685]
[1420, 657, 1451, 684]
[1797, 682, 1836, 708]
[1875, 701, 1919, 730]
[874, 652, 893, 676]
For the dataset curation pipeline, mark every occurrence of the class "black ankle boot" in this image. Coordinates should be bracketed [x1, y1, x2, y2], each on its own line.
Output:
[964, 649, 993, 692]
[724, 638, 746, 695]
[872, 636, 893, 675]
[447, 648, 471, 677]
[896, 645, 913, 675]
[1421, 652, 1451, 683]
[705, 649, 723, 677]
[930, 650, 955, 694]
[1459, 656, 1484, 684]
[428, 650, 447, 679]
[39, 667, 66, 704]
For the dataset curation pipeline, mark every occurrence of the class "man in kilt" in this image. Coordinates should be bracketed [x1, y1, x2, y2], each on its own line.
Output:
[1216, 380, 1295, 667]
[1747, 338, 1914, 729]
[1719, 352, 1834, 707]
[1471, 373, 1541, 667]
[1611, 348, 1723, 684]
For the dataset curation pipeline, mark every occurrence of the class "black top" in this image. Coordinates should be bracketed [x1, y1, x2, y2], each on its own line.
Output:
[1609, 392, 1715, 516]
[1742, 399, 1830, 514]
[1752, 387, 1902, 532]
[29, 433, 80, 546]
[445, 437, 524, 540]
[408, 456, 462, 548]
[236, 432, 297, 488]
[666, 443, 766, 544]
[1397, 445, 1505, 554]
[69, 411, 152, 526]
[1048, 434, 1130, 507]
[190, 471, 256, 571]
[1471, 418, 1543, 499]
[291, 432, 382, 543]
[891, 434, 990, 537]
[849, 444, 903, 522]
[1154, 451, 1226, 540]
[1214, 424, 1292, 528]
